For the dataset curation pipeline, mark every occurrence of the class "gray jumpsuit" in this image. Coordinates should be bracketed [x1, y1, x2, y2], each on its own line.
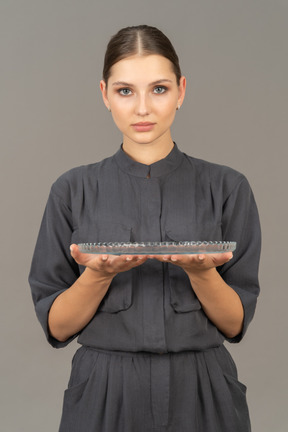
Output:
[29, 144, 261, 431]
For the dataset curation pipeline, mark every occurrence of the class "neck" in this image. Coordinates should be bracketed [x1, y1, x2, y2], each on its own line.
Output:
[122, 136, 174, 165]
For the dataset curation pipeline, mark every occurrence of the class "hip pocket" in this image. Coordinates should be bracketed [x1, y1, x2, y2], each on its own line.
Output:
[223, 373, 251, 431]
[63, 347, 98, 409]
[59, 347, 100, 431]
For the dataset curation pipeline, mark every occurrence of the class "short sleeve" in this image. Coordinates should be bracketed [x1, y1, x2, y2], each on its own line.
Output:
[218, 175, 261, 343]
[29, 186, 80, 348]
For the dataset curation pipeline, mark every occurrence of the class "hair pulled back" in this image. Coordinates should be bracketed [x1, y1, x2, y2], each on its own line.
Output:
[103, 25, 182, 85]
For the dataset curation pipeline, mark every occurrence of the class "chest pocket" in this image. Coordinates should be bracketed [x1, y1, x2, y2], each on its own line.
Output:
[165, 221, 222, 313]
[73, 222, 133, 313]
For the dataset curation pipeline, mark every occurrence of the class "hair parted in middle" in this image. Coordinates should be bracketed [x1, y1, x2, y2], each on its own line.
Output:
[102, 25, 182, 85]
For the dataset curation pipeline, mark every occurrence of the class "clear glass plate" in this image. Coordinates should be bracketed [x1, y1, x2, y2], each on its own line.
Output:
[77, 241, 236, 255]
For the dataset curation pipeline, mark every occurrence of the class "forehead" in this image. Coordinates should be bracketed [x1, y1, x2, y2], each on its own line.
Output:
[108, 54, 176, 84]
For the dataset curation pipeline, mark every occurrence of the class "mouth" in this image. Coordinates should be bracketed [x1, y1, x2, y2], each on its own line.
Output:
[132, 122, 156, 132]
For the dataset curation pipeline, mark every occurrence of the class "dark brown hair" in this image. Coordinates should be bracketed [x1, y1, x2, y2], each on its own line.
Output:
[102, 25, 182, 85]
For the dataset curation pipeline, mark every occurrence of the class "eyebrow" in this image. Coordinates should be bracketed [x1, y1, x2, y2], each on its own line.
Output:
[112, 79, 173, 87]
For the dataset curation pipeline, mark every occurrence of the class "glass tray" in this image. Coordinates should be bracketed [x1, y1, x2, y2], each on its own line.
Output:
[77, 241, 236, 255]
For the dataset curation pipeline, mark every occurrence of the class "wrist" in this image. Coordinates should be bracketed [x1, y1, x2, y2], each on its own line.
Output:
[84, 266, 115, 284]
[186, 266, 217, 285]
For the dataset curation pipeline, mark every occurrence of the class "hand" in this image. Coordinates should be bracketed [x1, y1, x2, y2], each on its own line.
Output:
[149, 252, 233, 275]
[70, 244, 148, 277]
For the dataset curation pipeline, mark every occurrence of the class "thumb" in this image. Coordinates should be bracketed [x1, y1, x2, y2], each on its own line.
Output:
[70, 244, 80, 259]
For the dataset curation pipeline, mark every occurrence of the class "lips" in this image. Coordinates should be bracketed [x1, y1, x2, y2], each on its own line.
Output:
[132, 122, 156, 132]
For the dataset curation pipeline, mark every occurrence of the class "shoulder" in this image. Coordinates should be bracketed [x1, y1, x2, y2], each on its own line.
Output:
[183, 153, 244, 181]
[50, 154, 115, 202]
[182, 153, 249, 197]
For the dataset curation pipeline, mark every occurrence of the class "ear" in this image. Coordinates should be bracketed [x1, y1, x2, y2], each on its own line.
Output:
[100, 80, 110, 110]
[177, 76, 186, 107]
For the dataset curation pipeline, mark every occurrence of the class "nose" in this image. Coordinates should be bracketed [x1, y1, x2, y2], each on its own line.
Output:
[135, 92, 151, 116]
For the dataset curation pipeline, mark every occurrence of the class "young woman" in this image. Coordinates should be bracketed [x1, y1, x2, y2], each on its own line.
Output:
[29, 25, 261, 432]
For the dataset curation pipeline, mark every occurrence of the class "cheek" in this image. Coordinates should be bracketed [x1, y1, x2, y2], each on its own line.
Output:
[155, 95, 177, 112]
[110, 110, 129, 132]
[157, 102, 177, 123]
[111, 99, 132, 116]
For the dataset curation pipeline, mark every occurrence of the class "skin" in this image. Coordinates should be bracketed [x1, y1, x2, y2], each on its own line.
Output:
[100, 54, 186, 164]
[48, 54, 244, 342]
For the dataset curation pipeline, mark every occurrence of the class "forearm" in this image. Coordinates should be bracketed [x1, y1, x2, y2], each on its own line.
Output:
[48, 267, 114, 342]
[48, 247, 148, 342]
[187, 267, 244, 339]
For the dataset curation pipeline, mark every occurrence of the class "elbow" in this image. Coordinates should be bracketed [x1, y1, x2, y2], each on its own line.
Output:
[51, 332, 70, 343]
[48, 318, 72, 343]
[48, 327, 68, 343]
[222, 318, 244, 340]
[223, 328, 242, 340]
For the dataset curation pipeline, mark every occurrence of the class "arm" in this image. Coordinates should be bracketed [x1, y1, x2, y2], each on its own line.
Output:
[185, 256, 244, 339]
[151, 252, 243, 339]
[152, 173, 261, 341]
[48, 245, 148, 342]
[29, 176, 147, 347]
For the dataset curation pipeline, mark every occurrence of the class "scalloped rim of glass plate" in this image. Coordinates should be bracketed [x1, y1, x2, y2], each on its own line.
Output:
[77, 241, 236, 255]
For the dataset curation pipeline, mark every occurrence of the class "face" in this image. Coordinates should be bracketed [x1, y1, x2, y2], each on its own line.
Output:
[100, 55, 186, 152]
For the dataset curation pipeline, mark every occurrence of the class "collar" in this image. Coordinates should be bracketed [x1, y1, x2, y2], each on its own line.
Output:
[113, 143, 184, 178]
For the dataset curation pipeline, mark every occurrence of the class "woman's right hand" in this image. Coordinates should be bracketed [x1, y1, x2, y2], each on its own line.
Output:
[70, 244, 148, 277]
[49, 246, 148, 342]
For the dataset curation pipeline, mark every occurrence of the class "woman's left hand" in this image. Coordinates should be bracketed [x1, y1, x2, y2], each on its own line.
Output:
[150, 252, 243, 339]
[149, 252, 233, 275]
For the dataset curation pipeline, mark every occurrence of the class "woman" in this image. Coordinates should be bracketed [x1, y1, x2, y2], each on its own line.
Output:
[29, 25, 261, 432]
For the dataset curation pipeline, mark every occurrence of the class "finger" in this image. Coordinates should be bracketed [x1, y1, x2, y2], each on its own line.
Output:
[136, 255, 147, 261]
[222, 252, 233, 264]
[70, 243, 81, 260]
[148, 254, 171, 262]
[70, 243, 77, 254]
[122, 254, 143, 262]
[119, 254, 148, 267]
[211, 252, 233, 264]
[161, 255, 170, 261]
[170, 254, 197, 263]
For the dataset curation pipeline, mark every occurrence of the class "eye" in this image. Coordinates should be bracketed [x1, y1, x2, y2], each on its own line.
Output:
[153, 86, 167, 94]
[118, 88, 132, 96]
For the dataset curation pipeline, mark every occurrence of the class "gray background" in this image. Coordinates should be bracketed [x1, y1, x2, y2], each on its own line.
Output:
[1, 1, 287, 431]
